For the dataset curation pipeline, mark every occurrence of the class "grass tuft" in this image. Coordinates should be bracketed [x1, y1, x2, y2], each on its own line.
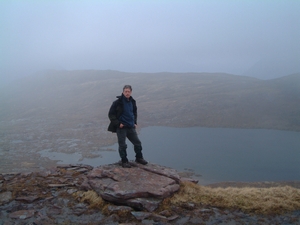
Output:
[73, 190, 106, 209]
[168, 181, 300, 214]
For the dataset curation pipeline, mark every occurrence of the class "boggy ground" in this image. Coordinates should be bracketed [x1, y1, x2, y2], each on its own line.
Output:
[0, 164, 300, 225]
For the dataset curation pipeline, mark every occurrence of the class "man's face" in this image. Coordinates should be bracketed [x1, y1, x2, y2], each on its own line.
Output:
[123, 88, 132, 99]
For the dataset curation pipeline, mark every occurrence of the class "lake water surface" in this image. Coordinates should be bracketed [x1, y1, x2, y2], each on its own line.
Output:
[40, 126, 300, 185]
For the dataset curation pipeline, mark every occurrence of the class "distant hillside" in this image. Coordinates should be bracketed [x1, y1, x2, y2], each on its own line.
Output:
[0, 70, 299, 155]
[242, 58, 300, 80]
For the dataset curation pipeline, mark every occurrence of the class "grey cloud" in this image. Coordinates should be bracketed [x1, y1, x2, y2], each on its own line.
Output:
[1, 1, 299, 82]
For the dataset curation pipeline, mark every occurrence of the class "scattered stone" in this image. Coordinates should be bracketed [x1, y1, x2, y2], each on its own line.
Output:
[175, 216, 190, 224]
[67, 188, 78, 194]
[58, 178, 68, 183]
[0, 163, 299, 224]
[2, 173, 19, 181]
[127, 197, 162, 212]
[180, 177, 199, 184]
[151, 213, 167, 222]
[48, 183, 72, 188]
[0, 191, 12, 205]
[102, 213, 120, 223]
[75, 168, 90, 173]
[181, 202, 196, 210]
[131, 211, 152, 220]
[16, 195, 39, 203]
[9, 210, 35, 219]
[158, 210, 172, 217]
[200, 208, 212, 213]
[37, 170, 52, 177]
[167, 214, 180, 221]
[79, 176, 92, 190]
[73, 203, 88, 216]
[107, 205, 133, 213]
[21, 172, 33, 177]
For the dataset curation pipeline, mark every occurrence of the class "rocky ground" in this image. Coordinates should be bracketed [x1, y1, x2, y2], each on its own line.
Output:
[1, 163, 299, 225]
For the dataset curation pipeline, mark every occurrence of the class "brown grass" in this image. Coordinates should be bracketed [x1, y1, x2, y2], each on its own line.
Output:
[167, 182, 300, 214]
[73, 190, 107, 209]
[73, 182, 300, 215]
[72, 190, 132, 218]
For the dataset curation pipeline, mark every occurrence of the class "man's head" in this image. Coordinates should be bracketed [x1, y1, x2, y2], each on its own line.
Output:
[123, 85, 132, 99]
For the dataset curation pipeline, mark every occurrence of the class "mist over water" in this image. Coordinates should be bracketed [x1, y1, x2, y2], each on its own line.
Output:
[40, 126, 300, 185]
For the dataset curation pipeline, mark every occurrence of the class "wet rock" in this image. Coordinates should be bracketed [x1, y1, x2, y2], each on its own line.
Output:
[102, 213, 120, 224]
[21, 172, 33, 177]
[72, 203, 89, 216]
[2, 173, 19, 181]
[88, 162, 180, 211]
[15, 195, 39, 203]
[150, 213, 167, 222]
[131, 211, 152, 220]
[167, 214, 180, 221]
[48, 183, 72, 188]
[67, 188, 78, 194]
[175, 216, 190, 224]
[58, 164, 93, 172]
[107, 205, 133, 213]
[0, 191, 12, 205]
[127, 197, 162, 212]
[80, 176, 92, 190]
[159, 210, 172, 217]
[200, 208, 212, 213]
[9, 209, 35, 219]
[180, 177, 199, 184]
[36, 170, 52, 177]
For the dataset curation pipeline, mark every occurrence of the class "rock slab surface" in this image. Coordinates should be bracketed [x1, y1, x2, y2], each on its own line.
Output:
[88, 162, 181, 211]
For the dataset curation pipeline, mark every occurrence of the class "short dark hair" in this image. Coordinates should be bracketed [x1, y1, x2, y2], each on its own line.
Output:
[123, 85, 132, 91]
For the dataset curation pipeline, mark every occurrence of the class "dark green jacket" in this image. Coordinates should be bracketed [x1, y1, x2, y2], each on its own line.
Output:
[107, 94, 137, 133]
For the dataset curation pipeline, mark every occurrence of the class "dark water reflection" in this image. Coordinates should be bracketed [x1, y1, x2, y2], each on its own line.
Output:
[127, 127, 300, 185]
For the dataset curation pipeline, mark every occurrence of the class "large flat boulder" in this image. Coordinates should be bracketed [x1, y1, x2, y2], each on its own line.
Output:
[87, 162, 181, 211]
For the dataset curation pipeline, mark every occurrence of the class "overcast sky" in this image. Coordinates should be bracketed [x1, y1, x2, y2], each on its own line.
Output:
[1, 0, 299, 81]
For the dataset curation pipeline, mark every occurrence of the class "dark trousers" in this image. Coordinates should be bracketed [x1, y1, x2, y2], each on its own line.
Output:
[116, 127, 143, 162]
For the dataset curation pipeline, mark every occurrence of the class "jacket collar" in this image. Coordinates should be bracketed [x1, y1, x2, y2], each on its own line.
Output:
[117, 93, 133, 101]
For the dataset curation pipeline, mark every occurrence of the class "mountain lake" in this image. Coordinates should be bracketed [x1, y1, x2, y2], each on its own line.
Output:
[39, 126, 300, 185]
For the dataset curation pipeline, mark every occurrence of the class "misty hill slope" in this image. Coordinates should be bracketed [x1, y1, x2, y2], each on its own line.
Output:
[1, 70, 299, 153]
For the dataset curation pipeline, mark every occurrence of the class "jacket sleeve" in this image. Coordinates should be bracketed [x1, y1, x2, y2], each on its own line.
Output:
[108, 101, 120, 127]
[133, 100, 138, 125]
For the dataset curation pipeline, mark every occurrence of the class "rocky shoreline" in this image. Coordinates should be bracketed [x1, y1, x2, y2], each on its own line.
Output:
[1, 163, 299, 225]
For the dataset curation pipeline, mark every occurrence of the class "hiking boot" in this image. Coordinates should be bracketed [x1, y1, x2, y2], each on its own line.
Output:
[122, 162, 132, 168]
[135, 158, 148, 165]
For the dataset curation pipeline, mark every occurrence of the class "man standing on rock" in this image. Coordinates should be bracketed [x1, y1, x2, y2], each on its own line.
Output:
[108, 85, 148, 168]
